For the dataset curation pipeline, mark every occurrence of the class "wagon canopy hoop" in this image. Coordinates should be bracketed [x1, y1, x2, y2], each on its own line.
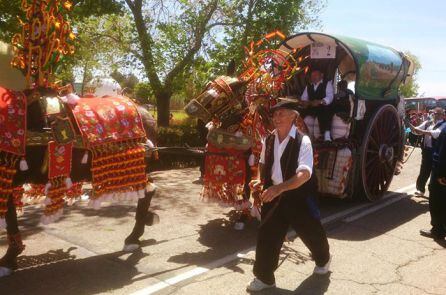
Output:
[278, 32, 410, 101]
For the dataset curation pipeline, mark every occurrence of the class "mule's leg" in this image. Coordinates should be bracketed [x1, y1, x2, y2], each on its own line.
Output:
[234, 159, 252, 230]
[0, 195, 25, 277]
[123, 188, 159, 251]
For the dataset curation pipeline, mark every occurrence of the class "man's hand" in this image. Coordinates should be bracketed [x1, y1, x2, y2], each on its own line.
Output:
[438, 177, 446, 186]
[261, 185, 283, 203]
[249, 179, 263, 191]
[310, 99, 323, 107]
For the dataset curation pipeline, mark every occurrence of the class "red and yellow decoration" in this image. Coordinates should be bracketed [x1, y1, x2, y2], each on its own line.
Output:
[89, 143, 146, 208]
[71, 96, 147, 207]
[196, 31, 311, 214]
[72, 97, 145, 147]
[40, 141, 73, 222]
[0, 87, 27, 156]
[11, 0, 76, 88]
[0, 87, 27, 223]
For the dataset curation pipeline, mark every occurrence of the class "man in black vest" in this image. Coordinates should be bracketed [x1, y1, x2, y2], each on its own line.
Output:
[300, 69, 334, 141]
[246, 100, 331, 292]
[419, 113, 446, 240]
[409, 107, 446, 196]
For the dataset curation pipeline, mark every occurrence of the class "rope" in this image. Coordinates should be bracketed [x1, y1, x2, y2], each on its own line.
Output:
[401, 145, 416, 164]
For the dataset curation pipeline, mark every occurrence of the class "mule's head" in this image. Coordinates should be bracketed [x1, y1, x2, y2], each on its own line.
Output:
[184, 75, 248, 124]
[24, 87, 63, 132]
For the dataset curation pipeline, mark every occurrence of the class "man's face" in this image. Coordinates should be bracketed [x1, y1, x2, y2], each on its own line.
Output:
[433, 108, 445, 122]
[272, 108, 296, 131]
[310, 71, 323, 84]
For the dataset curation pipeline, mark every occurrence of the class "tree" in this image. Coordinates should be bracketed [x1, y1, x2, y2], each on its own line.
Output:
[134, 82, 153, 104]
[119, 0, 223, 126]
[399, 51, 421, 98]
[0, 0, 124, 42]
[1, 1, 325, 126]
[207, 0, 325, 72]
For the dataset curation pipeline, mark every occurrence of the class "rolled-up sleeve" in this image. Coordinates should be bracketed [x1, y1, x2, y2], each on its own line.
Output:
[259, 138, 266, 164]
[296, 135, 313, 176]
[431, 125, 444, 139]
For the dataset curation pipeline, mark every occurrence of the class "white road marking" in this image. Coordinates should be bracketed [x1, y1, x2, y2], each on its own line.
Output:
[131, 183, 416, 295]
[343, 184, 416, 223]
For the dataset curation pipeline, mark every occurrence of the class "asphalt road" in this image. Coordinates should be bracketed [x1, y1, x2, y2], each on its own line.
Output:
[0, 147, 426, 295]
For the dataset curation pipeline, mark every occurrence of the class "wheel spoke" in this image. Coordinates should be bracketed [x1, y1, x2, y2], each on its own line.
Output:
[366, 154, 379, 168]
[362, 105, 400, 200]
[369, 136, 379, 149]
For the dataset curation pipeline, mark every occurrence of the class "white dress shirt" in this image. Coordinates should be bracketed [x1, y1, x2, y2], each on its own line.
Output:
[259, 125, 313, 185]
[301, 80, 334, 105]
[416, 119, 445, 148]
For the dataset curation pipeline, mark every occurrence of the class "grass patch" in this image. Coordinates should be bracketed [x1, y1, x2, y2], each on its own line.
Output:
[150, 109, 191, 125]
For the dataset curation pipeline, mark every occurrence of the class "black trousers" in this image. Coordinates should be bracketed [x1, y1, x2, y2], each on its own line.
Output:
[301, 105, 333, 133]
[253, 196, 330, 285]
[416, 147, 432, 193]
[428, 177, 446, 235]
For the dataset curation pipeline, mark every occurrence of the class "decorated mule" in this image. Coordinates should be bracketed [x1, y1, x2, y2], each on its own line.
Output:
[0, 1, 158, 277]
[184, 32, 306, 228]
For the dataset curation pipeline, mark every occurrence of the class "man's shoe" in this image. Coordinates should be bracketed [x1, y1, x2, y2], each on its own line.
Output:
[414, 190, 425, 196]
[246, 278, 275, 292]
[420, 229, 445, 240]
[313, 256, 332, 275]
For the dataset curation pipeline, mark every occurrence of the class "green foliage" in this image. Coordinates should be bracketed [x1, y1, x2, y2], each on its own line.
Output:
[157, 124, 202, 147]
[400, 51, 422, 98]
[0, 0, 325, 126]
[207, 0, 326, 71]
[0, 0, 124, 42]
[134, 82, 153, 104]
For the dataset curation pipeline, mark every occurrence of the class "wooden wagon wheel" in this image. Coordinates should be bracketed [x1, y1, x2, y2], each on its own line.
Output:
[360, 104, 403, 201]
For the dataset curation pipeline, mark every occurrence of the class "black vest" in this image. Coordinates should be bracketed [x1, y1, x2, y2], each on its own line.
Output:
[262, 130, 317, 202]
[307, 81, 327, 101]
[432, 124, 446, 179]
[431, 120, 446, 148]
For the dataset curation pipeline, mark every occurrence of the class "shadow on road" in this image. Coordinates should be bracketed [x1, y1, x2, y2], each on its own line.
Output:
[253, 273, 331, 295]
[329, 194, 429, 241]
[167, 211, 258, 271]
[0, 243, 161, 295]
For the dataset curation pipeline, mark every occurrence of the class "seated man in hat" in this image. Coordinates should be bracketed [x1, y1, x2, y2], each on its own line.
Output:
[299, 69, 334, 141]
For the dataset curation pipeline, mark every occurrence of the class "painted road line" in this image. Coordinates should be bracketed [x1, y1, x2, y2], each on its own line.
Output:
[130, 183, 416, 295]
[343, 184, 416, 223]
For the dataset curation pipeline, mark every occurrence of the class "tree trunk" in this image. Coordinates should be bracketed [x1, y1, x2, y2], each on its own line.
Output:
[156, 92, 171, 127]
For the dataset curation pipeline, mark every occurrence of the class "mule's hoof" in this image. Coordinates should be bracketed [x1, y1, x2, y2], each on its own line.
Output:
[0, 266, 12, 278]
[145, 212, 160, 226]
[123, 243, 140, 252]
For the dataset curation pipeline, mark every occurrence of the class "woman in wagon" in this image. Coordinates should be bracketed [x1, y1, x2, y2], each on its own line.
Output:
[409, 107, 446, 196]
[247, 100, 331, 292]
[299, 68, 335, 142]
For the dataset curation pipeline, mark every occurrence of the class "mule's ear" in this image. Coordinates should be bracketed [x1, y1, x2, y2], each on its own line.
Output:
[226, 59, 236, 76]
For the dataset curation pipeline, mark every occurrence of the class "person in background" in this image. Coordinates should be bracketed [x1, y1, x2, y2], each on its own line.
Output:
[420, 115, 446, 240]
[299, 69, 334, 141]
[332, 80, 353, 121]
[409, 107, 446, 196]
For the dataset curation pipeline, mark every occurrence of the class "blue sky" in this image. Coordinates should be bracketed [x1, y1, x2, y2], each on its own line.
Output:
[311, 0, 445, 96]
